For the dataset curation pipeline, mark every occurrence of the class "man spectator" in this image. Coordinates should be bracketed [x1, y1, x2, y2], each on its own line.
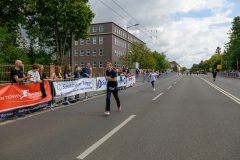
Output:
[11, 60, 32, 117]
[11, 60, 32, 83]
[82, 62, 91, 98]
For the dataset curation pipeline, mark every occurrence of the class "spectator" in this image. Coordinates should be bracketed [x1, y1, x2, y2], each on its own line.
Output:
[74, 66, 82, 101]
[136, 68, 140, 74]
[27, 64, 42, 83]
[63, 65, 74, 105]
[11, 60, 32, 83]
[82, 62, 91, 99]
[11, 60, 32, 117]
[39, 65, 48, 98]
[49, 66, 62, 106]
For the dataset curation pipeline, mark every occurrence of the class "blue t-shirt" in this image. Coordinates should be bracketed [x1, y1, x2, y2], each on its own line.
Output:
[106, 69, 117, 87]
[82, 67, 91, 78]
[64, 71, 70, 80]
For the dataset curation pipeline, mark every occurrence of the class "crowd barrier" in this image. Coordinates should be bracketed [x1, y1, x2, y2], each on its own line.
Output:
[0, 72, 178, 121]
[217, 72, 240, 78]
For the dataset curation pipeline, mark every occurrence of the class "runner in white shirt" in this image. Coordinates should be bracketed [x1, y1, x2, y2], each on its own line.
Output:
[149, 69, 158, 91]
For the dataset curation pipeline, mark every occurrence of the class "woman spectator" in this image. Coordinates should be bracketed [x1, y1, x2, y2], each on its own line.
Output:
[74, 66, 82, 101]
[63, 65, 74, 105]
[49, 66, 62, 106]
[27, 64, 42, 83]
[39, 65, 48, 98]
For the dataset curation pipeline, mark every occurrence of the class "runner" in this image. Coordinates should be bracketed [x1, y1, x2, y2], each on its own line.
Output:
[149, 69, 158, 91]
[212, 69, 217, 82]
[104, 62, 121, 116]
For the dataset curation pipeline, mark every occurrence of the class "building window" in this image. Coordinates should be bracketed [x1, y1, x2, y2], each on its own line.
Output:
[86, 38, 90, 44]
[88, 27, 90, 33]
[93, 49, 96, 56]
[99, 49, 103, 56]
[80, 39, 84, 45]
[93, 27, 97, 32]
[115, 27, 116, 32]
[93, 37, 96, 44]
[99, 61, 103, 68]
[75, 41, 78, 45]
[81, 61, 84, 67]
[80, 50, 84, 56]
[99, 37, 103, 44]
[99, 26, 103, 32]
[115, 62, 117, 67]
[115, 38, 117, 45]
[75, 50, 78, 56]
[86, 49, 90, 56]
[75, 61, 78, 66]
[93, 61, 96, 68]
[115, 50, 117, 56]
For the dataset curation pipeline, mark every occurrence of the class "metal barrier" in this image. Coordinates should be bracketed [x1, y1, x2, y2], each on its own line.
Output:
[134, 72, 179, 84]
[217, 72, 240, 78]
[0, 73, 178, 121]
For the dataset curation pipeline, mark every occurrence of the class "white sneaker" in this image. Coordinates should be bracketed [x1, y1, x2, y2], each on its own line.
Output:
[153, 88, 155, 91]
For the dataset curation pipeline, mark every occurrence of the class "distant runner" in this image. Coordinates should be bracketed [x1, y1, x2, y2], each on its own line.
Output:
[212, 69, 217, 82]
[149, 69, 158, 91]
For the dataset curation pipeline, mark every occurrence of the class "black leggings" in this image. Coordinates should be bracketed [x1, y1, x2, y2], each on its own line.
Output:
[151, 81, 155, 87]
[106, 87, 121, 111]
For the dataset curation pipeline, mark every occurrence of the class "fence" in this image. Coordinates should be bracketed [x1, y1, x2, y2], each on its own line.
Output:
[0, 72, 178, 121]
[217, 72, 240, 78]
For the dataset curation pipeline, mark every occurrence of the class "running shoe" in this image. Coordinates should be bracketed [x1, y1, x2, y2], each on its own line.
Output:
[118, 106, 121, 112]
[104, 111, 110, 115]
[153, 88, 155, 91]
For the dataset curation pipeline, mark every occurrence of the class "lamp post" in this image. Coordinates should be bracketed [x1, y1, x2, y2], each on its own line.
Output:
[126, 24, 139, 68]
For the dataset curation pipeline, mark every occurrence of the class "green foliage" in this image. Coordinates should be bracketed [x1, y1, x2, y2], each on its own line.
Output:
[173, 64, 178, 71]
[182, 67, 187, 73]
[26, 0, 95, 66]
[152, 51, 169, 70]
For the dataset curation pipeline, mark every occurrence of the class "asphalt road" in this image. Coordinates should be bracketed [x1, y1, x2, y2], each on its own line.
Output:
[1, 74, 240, 160]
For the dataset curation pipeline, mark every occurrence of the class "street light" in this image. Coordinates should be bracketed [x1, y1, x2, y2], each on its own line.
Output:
[126, 23, 139, 68]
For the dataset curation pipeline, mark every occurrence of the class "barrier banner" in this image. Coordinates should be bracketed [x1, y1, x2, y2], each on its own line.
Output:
[117, 76, 127, 88]
[97, 77, 107, 91]
[0, 82, 52, 120]
[97, 76, 127, 91]
[126, 75, 135, 87]
[53, 78, 96, 98]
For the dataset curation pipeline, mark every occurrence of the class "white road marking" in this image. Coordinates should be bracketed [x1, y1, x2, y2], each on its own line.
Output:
[199, 77, 240, 105]
[152, 93, 163, 101]
[77, 115, 136, 159]
[167, 86, 172, 90]
[174, 82, 177, 84]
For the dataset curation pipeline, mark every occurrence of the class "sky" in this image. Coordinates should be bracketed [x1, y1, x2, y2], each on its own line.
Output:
[88, 0, 240, 68]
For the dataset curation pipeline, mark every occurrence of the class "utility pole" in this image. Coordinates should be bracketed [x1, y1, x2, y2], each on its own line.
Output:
[126, 24, 139, 67]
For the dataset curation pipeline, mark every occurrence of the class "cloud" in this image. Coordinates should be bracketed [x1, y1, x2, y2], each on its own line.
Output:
[88, 0, 235, 68]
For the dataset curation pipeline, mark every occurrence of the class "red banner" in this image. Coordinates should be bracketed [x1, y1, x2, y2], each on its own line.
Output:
[0, 82, 52, 116]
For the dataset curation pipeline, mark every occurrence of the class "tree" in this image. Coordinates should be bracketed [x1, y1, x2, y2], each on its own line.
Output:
[152, 51, 169, 70]
[128, 42, 157, 69]
[0, 27, 29, 64]
[182, 67, 187, 73]
[173, 64, 178, 71]
[27, 0, 95, 65]
[0, 0, 27, 47]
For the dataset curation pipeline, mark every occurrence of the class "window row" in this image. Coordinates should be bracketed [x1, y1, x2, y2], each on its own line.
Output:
[114, 27, 138, 42]
[75, 37, 103, 45]
[74, 61, 103, 68]
[74, 49, 103, 56]
[115, 38, 126, 48]
[87, 26, 103, 33]
[115, 50, 125, 57]
[114, 62, 124, 68]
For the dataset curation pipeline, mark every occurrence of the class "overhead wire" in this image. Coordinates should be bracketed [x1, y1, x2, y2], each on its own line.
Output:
[98, 0, 170, 54]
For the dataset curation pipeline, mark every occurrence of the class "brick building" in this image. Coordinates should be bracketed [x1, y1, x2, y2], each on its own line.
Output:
[65, 22, 145, 77]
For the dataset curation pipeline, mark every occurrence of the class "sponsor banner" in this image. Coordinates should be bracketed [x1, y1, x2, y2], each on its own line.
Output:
[117, 76, 127, 87]
[97, 76, 127, 91]
[53, 78, 97, 98]
[97, 77, 107, 91]
[126, 75, 135, 87]
[0, 82, 52, 120]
